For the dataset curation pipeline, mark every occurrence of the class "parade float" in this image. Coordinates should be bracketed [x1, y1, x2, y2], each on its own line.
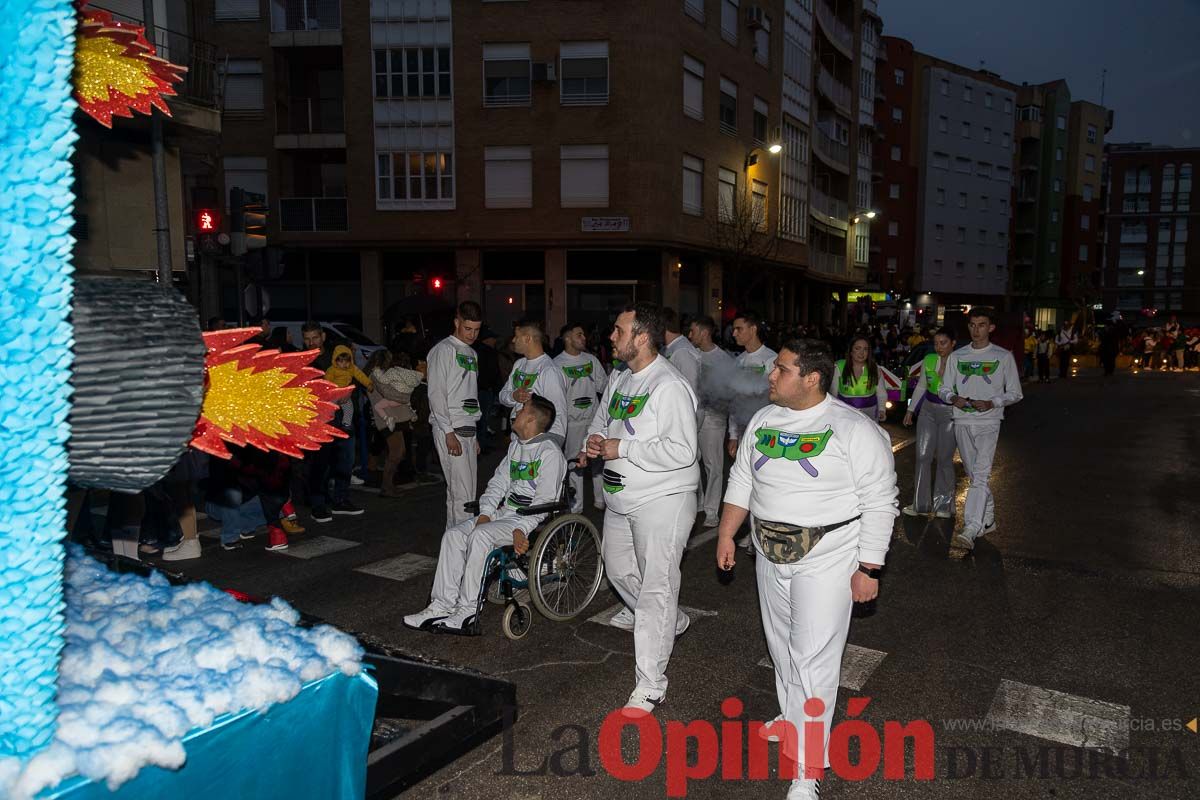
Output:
[0, 3, 514, 797]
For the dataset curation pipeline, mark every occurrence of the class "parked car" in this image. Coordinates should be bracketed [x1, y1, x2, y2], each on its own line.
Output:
[270, 321, 385, 369]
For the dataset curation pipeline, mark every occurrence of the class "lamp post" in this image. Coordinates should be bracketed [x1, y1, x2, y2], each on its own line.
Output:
[744, 141, 783, 170]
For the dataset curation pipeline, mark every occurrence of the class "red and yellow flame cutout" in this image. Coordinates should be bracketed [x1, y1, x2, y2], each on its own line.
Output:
[73, 3, 186, 128]
[191, 329, 352, 460]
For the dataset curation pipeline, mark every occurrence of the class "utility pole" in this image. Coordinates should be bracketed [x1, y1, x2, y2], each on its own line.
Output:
[144, 0, 172, 286]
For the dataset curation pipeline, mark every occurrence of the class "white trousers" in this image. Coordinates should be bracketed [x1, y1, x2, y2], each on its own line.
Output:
[912, 403, 956, 514]
[429, 516, 524, 616]
[698, 411, 727, 522]
[757, 536, 857, 771]
[435, 433, 477, 527]
[954, 421, 1000, 530]
[564, 418, 603, 513]
[602, 491, 697, 696]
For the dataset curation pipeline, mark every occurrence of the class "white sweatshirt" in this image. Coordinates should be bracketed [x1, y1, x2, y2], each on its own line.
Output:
[725, 395, 899, 565]
[697, 345, 736, 416]
[426, 335, 480, 436]
[477, 433, 567, 529]
[937, 342, 1024, 424]
[586, 354, 700, 514]
[552, 350, 608, 425]
[499, 353, 569, 441]
[664, 335, 702, 395]
[727, 344, 778, 440]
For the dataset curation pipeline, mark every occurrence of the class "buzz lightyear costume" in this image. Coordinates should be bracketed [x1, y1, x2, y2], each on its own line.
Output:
[553, 349, 608, 512]
[906, 352, 956, 516]
[428, 335, 482, 526]
[499, 353, 569, 445]
[831, 359, 889, 420]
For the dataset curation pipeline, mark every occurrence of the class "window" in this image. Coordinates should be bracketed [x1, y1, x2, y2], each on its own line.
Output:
[1079, 244, 1089, 262]
[376, 151, 453, 202]
[940, 79, 949, 96]
[1002, 132, 1011, 149]
[1017, 105, 1041, 122]
[962, 85, 973, 102]
[560, 42, 609, 105]
[1055, 147, 1063, 162]
[1120, 221, 1148, 242]
[484, 146, 532, 208]
[958, 192, 967, 208]
[223, 156, 267, 210]
[938, 115, 948, 133]
[855, 223, 869, 264]
[933, 152, 948, 169]
[996, 264, 1005, 277]
[374, 47, 451, 99]
[1082, 154, 1095, 173]
[1083, 184, 1094, 202]
[955, 157, 971, 174]
[753, 97, 769, 144]
[684, 0, 705, 21]
[889, 183, 900, 199]
[999, 197, 1008, 214]
[984, 92, 993, 109]
[983, 127, 992, 144]
[779, 121, 808, 242]
[977, 162, 992, 178]
[219, 59, 263, 113]
[1056, 115, 1066, 130]
[1051, 209, 1060, 223]
[935, 188, 945, 204]
[1086, 124, 1097, 144]
[683, 55, 704, 120]
[215, 0, 258, 20]
[891, 145, 901, 161]
[1052, 178, 1063, 192]
[560, 145, 608, 207]
[933, 259, 944, 275]
[682, 155, 703, 216]
[883, 256, 897, 273]
[1178, 163, 1192, 211]
[483, 44, 531, 106]
[935, 224, 944, 240]
[718, 168, 737, 223]
[1081, 214, 1090, 230]
[895, 68, 905, 86]
[1049, 240, 1057, 254]
[1160, 163, 1175, 211]
[1004, 98, 1012, 113]
[980, 195, 989, 211]
[956, 227, 966, 243]
[721, 0, 739, 44]
[753, 13, 771, 66]
[719, 77, 737, 135]
[977, 263, 986, 279]
[996, 165, 1011, 184]
[978, 228, 987, 244]
[888, 220, 898, 237]
[955, 261, 965, 276]
[961, 121, 971, 138]
[997, 231, 1007, 247]
[892, 107, 903, 122]
[751, 179, 768, 231]
[860, 68, 874, 101]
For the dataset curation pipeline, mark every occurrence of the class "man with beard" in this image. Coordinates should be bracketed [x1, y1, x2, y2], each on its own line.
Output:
[579, 302, 699, 714]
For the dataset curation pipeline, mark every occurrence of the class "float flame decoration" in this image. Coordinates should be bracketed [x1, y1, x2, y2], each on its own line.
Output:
[73, 1, 186, 127]
[191, 329, 352, 460]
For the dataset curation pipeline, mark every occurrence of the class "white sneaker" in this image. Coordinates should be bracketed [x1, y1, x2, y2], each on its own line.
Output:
[786, 778, 822, 799]
[350, 474, 365, 486]
[623, 688, 664, 714]
[609, 607, 635, 631]
[902, 504, 923, 517]
[433, 610, 479, 636]
[980, 520, 998, 537]
[759, 713, 786, 742]
[162, 538, 202, 561]
[675, 611, 691, 638]
[403, 605, 450, 632]
[702, 516, 720, 529]
[954, 527, 980, 551]
[934, 508, 954, 519]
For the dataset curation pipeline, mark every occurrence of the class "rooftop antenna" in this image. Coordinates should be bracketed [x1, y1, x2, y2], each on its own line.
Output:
[1100, 67, 1107, 107]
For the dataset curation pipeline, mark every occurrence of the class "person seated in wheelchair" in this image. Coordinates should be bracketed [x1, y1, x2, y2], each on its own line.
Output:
[404, 393, 566, 635]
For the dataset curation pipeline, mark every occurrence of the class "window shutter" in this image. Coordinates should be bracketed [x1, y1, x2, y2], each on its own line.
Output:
[485, 146, 532, 209]
[560, 145, 609, 208]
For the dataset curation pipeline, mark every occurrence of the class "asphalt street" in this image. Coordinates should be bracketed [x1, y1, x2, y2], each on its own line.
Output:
[156, 367, 1200, 799]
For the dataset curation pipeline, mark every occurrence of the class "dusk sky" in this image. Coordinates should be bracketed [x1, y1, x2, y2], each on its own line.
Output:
[880, 0, 1200, 148]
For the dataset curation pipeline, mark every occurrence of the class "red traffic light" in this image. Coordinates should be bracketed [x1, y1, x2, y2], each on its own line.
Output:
[431, 277, 443, 290]
[195, 208, 219, 232]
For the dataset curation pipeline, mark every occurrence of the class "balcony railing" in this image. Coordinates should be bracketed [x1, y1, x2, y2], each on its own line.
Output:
[810, 187, 849, 223]
[815, 0, 854, 56]
[276, 97, 344, 134]
[817, 66, 852, 114]
[811, 251, 846, 275]
[280, 197, 347, 231]
[812, 125, 849, 172]
[271, 0, 340, 32]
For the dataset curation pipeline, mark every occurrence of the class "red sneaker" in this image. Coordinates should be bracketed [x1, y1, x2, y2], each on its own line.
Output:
[265, 525, 289, 551]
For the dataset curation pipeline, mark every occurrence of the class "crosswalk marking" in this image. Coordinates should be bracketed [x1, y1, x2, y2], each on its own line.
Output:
[758, 643, 888, 691]
[354, 553, 437, 582]
[985, 679, 1131, 754]
[277, 535, 361, 560]
[588, 602, 717, 628]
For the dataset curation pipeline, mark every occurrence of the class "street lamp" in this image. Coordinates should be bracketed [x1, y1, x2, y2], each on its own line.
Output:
[1137, 269, 1145, 276]
[744, 139, 784, 170]
[852, 210, 878, 224]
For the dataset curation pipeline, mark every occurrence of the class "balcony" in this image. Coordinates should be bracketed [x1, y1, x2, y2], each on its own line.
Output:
[812, 125, 850, 173]
[275, 97, 345, 149]
[817, 66, 853, 117]
[810, 188, 850, 230]
[811, 251, 847, 276]
[280, 197, 347, 232]
[815, 0, 854, 59]
[1016, 118, 1042, 142]
[270, 0, 342, 47]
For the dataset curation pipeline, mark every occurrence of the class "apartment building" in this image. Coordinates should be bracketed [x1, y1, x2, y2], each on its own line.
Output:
[1102, 143, 1197, 316]
[202, 0, 880, 339]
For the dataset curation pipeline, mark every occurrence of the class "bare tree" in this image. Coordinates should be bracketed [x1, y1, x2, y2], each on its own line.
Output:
[706, 182, 780, 307]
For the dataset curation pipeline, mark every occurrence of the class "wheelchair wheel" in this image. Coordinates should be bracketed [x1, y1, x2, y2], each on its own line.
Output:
[528, 514, 605, 622]
[502, 602, 532, 640]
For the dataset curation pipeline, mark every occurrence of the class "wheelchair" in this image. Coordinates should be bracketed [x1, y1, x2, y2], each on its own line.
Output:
[463, 476, 605, 640]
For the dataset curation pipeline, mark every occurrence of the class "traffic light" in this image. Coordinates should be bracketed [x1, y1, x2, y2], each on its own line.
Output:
[431, 276, 444, 291]
[243, 193, 267, 251]
[195, 208, 219, 233]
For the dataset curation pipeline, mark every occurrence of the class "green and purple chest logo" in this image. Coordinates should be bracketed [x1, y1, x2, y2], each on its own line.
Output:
[744, 363, 768, 376]
[512, 369, 538, 390]
[455, 353, 478, 372]
[510, 458, 542, 490]
[608, 391, 650, 435]
[562, 361, 594, 385]
[957, 359, 999, 384]
[753, 426, 834, 478]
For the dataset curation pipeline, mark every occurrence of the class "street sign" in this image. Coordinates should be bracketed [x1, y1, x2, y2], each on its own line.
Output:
[581, 216, 630, 232]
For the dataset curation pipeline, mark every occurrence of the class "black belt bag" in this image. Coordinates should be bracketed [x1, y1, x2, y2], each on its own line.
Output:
[752, 514, 862, 565]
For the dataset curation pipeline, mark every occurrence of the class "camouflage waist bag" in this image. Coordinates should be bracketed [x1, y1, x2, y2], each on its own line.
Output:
[752, 515, 861, 565]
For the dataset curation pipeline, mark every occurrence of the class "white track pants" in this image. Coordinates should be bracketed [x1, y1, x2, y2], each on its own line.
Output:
[435, 433, 477, 527]
[954, 421, 1000, 530]
[757, 535, 857, 771]
[698, 412, 727, 522]
[564, 419, 602, 513]
[429, 516, 524, 616]
[912, 403, 956, 514]
[602, 491, 696, 696]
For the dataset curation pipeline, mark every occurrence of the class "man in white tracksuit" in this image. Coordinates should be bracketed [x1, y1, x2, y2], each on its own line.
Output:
[500, 319, 569, 447]
[404, 396, 566, 634]
[662, 307, 702, 394]
[427, 302, 483, 526]
[580, 302, 700, 713]
[938, 307, 1023, 550]
[554, 323, 608, 513]
[717, 339, 898, 800]
[689, 315, 735, 529]
[726, 310, 778, 457]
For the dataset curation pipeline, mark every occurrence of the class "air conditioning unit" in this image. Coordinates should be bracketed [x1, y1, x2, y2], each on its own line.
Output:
[746, 5, 766, 29]
[532, 62, 557, 82]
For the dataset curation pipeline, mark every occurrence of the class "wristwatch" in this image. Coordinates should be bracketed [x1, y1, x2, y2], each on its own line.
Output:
[857, 564, 882, 580]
